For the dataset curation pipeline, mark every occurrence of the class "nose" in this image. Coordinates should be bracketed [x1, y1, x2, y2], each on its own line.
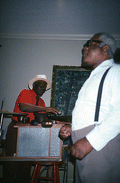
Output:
[38, 85, 45, 89]
[83, 46, 88, 52]
[84, 45, 89, 51]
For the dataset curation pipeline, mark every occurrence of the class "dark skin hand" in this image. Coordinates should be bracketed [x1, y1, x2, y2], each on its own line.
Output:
[71, 137, 93, 159]
[59, 124, 71, 139]
[59, 124, 93, 159]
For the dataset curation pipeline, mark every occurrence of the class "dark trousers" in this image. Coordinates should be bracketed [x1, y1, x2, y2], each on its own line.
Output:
[72, 125, 120, 183]
[3, 121, 31, 183]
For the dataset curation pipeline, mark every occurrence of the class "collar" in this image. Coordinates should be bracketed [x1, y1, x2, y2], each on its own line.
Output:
[31, 89, 38, 96]
[91, 58, 114, 76]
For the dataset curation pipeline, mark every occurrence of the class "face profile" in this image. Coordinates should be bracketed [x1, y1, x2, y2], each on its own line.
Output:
[83, 35, 106, 69]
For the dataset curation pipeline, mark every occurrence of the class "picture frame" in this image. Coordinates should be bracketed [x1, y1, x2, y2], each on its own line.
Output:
[50, 65, 91, 119]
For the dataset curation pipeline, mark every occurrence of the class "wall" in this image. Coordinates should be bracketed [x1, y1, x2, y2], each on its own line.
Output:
[0, 35, 88, 128]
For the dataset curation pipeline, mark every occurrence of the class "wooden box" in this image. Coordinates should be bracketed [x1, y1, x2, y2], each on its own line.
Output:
[15, 123, 63, 161]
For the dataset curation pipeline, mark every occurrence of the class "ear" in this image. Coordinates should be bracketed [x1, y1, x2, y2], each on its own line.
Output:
[101, 45, 109, 54]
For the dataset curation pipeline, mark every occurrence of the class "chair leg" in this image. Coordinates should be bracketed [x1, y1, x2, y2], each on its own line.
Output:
[31, 164, 38, 183]
[56, 164, 59, 183]
[34, 165, 41, 183]
[53, 164, 60, 183]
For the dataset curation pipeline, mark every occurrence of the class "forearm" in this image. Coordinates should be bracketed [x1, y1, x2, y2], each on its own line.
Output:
[19, 103, 46, 113]
[19, 102, 60, 114]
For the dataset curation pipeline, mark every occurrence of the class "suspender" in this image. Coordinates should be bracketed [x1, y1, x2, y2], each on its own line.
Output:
[94, 67, 111, 122]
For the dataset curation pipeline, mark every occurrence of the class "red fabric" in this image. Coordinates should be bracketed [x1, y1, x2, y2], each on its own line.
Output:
[12, 89, 46, 122]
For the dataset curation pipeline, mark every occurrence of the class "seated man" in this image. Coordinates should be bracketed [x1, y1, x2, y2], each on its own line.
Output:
[3, 74, 60, 183]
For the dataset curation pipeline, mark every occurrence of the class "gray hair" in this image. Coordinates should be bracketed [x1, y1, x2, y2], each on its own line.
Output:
[94, 32, 116, 58]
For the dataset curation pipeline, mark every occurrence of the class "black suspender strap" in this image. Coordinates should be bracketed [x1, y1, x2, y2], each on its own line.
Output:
[94, 67, 111, 122]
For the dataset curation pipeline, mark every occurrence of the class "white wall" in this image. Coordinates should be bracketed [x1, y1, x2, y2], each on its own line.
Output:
[0, 35, 120, 130]
[0, 35, 86, 127]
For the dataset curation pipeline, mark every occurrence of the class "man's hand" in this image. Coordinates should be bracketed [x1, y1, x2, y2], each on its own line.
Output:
[59, 124, 71, 139]
[45, 107, 61, 114]
[71, 137, 93, 159]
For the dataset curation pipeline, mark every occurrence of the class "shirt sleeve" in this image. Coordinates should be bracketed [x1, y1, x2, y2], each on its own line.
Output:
[12, 89, 30, 121]
[16, 89, 32, 103]
[86, 67, 120, 151]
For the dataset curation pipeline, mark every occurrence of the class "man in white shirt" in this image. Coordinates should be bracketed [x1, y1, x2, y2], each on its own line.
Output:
[60, 32, 120, 183]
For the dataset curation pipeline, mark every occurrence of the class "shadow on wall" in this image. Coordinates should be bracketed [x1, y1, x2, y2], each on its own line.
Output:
[114, 48, 120, 63]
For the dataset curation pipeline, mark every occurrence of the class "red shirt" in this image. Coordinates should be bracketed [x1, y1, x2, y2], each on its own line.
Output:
[12, 89, 46, 122]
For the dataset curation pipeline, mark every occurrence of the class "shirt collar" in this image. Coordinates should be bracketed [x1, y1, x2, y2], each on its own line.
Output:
[31, 89, 37, 96]
[91, 58, 114, 76]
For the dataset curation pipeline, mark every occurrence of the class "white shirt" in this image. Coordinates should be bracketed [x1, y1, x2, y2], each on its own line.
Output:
[72, 59, 120, 151]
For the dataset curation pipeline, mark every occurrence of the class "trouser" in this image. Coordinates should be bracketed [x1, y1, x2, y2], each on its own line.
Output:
[3, 121, 31, 183]
[71, 125, 120, 183]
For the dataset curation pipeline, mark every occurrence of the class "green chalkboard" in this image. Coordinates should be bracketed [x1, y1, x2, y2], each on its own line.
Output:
[50, 65, 91, 117]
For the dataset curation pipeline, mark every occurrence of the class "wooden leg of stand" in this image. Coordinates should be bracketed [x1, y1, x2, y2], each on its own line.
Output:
[31, 164, 39, 183]
[35, 165, 41, 183]
[53, 164, 59, 183]
[56, 164, 60, 183]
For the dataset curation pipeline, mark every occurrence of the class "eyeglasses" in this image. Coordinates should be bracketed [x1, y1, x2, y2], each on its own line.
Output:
[84, 40, 103, 47]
